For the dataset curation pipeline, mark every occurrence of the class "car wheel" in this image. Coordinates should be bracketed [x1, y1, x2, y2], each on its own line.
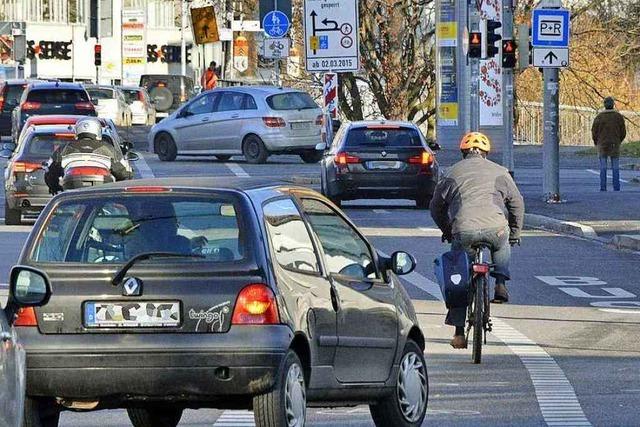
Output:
[215, 155, 232, 161]
[254, 350, 306, 427]
[127, 406, 183, 427]
[299, 150, 323, 164]
[155, 133, 177, 161]
[369, 340, 428, 427]
[415, 194, 431, 209]
[243, 135, 269, 164]
[23, 397, 60, 427]
[5, 201, 21, 225]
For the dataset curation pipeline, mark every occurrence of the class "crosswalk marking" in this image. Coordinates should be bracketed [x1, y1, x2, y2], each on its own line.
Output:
[213, 410, 255, 426]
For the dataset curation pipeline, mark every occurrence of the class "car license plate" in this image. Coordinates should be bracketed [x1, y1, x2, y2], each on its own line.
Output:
[367, 161, 402, 170]
[290, 122, 310, 130]
[84, 301, 180, 328]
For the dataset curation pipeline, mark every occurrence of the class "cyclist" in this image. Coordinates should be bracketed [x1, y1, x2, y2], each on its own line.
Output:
[430, 132, 524, 349]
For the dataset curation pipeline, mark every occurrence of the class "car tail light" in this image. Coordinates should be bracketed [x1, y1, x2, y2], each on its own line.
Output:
[0, 96, 4, 111]
[21, 101, 42, 111]
[335, 152, 361, 165]
[67, 166, 110, 176]
[75, 101, 94, 110]
[14, 307, 38, 327]
[232, 284, 280, 325]
[473, 264, 490, 274]
[124, 186, 172, 193]
[315, 115, 324, 126]
[408, 151, 434, 174]
[12, 161, 42, 174]
[53, 133, 75, 139]
[262, 117, 286, 128]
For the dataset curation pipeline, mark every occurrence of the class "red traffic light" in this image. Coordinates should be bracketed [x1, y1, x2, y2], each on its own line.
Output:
[94, 44, 102, 53]
[470, 32, 481, 45]
[503, 40, 516, 53]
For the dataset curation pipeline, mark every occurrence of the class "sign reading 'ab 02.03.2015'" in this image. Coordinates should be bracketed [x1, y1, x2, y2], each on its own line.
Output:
[303, 0, 360, 72]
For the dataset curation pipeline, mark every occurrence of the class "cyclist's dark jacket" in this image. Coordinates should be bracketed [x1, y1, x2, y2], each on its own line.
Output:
[429, 153, 524, 239]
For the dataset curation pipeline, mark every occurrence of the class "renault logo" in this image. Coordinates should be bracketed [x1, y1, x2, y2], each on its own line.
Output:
[381, 151, 387, 157]
[123, 277, 143, 296]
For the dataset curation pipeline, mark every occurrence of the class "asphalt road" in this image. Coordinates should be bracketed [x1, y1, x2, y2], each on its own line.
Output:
[1, 133, 639, 426]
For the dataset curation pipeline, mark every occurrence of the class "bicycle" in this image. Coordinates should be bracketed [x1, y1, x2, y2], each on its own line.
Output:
[466, 243, 494, 364]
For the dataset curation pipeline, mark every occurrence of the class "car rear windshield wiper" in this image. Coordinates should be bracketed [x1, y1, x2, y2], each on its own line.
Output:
[112, 251, 205, 286]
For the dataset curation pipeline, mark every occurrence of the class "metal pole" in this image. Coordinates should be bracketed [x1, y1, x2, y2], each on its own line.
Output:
[468, 5, 480, 132]
[181, 0, 187, 76]
[502, 1, 514, 174]
[542, 67, 560, 202]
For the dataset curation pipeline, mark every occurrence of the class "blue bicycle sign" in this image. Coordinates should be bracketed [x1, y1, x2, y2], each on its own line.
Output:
[263, 10, 290, 38]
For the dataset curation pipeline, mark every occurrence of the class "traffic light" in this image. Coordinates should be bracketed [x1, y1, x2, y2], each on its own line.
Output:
[468, 32, 482, 58]
[94, 44, 102, 66]
[481, 19, 502, 59]
[502, 39, 517, 68]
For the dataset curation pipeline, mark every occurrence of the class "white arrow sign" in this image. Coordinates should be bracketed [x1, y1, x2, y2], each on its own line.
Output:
[533, 47, 569, 68]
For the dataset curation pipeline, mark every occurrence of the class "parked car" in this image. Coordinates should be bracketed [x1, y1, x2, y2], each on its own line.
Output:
[119, 86, 156, 126]
[0, 79, 39, 142]
[139, 74, 195, 121]
[15, 178, 428, 427]
[2, 124, 137, 225]
[85, 86, 132, 127]
[11, 82, 96, 142]
[149, 87, 325, 164]
[1, 265, 53, 427]
[320, 121, 441, 208]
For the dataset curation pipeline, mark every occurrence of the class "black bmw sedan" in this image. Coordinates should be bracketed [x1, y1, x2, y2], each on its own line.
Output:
[10, 177, 428, 427]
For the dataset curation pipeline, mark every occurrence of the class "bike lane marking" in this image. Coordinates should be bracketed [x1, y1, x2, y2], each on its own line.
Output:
[226, 163, 250, 178]
[400, 270, 591, 427]
[133, 153, 155, 179]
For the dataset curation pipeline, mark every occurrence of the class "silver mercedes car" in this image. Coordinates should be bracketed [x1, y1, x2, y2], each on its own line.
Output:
[147, 86, 325, 164]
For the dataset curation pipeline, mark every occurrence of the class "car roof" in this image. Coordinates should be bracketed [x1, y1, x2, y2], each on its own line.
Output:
[212, 86, 307, 96]
[27, 81, 86, 90]
[347, 120, 419, 129]
[86, 85, 116, 90]
[118, 86, 142, 91]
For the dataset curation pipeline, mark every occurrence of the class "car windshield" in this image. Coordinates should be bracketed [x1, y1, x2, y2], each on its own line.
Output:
[87, 88, 114, 99]
[345, 127, 424, 148]
[31, 195, 246, 264]
[27, 89, 89, 104]
[267, 92, 318, 110]
[25, 134, 74, 156]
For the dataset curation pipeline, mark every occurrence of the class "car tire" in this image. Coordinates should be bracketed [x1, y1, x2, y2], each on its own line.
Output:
[5, 201, 21, 225]
[215, 155, 232, 162]
[300, 150, 323, 164]
[127, 406, 183, 427]
[23, 397, 61, 427]
[369, 340, 428, 427]
[254, 350, 306, 427]
[155, 133, 177, 162]
[415, 194, 431, 209]
[243, 135, 269, 164]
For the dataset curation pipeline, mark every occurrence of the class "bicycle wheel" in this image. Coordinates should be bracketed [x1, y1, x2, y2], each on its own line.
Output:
[472, 275, 485, 364]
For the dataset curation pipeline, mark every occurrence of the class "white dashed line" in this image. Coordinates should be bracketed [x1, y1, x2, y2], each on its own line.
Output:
[133, 154, 155, 178]
[213, 410, 255, 426]
[372, 209, 390, 214]
[585, 169, 629, 183]
[226, 163, 250, 178]
[399, 266, 591, 427]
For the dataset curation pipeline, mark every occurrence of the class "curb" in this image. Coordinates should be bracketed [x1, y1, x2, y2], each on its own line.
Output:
[285, 176, 321, 185]
[524, 213, 601, 240]
[612, 235, 640, 251]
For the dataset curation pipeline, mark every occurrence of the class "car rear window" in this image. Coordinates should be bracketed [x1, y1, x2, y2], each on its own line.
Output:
[31, 195, 246, 264]
[5, 84, 28, 103]
[27, 89, 89, 104]
[25, 134, 74, 156]
[87, 88, 114, 99]
[121, 89, 139, 103]
[266, 92, 318, 110]
[344, 127, 424, 148]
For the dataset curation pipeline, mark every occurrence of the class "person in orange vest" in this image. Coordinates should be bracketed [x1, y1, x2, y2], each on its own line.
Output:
[201, 61, 218, 91]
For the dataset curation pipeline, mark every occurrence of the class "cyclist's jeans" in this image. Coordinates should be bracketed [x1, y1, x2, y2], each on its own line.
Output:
[445, 225, 511, 328]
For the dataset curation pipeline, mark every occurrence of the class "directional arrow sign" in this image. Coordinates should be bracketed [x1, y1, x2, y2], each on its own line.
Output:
[533, 47, 569, 68]
[303, 0, 359, 72]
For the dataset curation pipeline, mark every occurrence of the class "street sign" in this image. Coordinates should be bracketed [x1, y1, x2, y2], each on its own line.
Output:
[532, 8, 570, 47]
[234, 36, 249, 72]
[262, 38, 290, 59]
[303, 0, 360, 72]
[191, 6, 220, 44]
[263, 11, 290, 38]
[533, 47, 569, 68]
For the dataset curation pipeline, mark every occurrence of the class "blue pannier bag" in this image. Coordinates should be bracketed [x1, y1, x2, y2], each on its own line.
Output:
[434, 250, 470, 308]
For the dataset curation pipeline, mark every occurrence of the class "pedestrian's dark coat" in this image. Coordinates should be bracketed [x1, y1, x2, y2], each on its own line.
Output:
[592, 110, 626, 157]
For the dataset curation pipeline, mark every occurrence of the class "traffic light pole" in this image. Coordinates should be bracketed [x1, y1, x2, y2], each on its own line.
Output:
[502, 1, 514, 175]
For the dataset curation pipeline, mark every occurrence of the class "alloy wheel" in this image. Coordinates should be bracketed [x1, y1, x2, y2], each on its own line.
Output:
[284, 363, 306, 427]
[397, 351, 428, 423]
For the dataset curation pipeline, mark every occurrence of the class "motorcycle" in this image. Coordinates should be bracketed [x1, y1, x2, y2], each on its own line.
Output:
[60, 153, 115, 190]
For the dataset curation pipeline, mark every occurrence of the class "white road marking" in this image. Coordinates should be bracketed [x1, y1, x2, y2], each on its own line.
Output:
[214, 410, 255, 426]
[226, 163, 250, 178]
[372, 209, 390, 214]
[133, 153, 155, 178]
[403, 271, 591, 427]
[586, 169, 629, 183]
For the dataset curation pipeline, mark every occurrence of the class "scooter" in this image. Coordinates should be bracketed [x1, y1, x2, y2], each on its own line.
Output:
[60, 153, 114, 190]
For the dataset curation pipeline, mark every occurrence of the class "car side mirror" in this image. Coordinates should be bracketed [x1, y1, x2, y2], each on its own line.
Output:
[125, 151, 139, 161]
[427, 139, 441, 151]
[331, 119, 342, 134]
[0, 149, 13, 159]
[9, 266, 52, 308]
[91, 98, 99, 105]
[390, 251, 416, 276]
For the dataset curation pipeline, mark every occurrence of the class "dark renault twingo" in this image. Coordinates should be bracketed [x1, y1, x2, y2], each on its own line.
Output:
[11, 177, 428, 427]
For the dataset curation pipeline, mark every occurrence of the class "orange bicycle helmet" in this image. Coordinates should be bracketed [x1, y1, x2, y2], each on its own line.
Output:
[459, 132, 491, 153]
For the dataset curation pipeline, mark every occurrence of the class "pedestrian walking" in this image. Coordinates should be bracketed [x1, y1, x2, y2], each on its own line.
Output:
[201, 61, 219, 91]
[591, 97, 626, 191]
